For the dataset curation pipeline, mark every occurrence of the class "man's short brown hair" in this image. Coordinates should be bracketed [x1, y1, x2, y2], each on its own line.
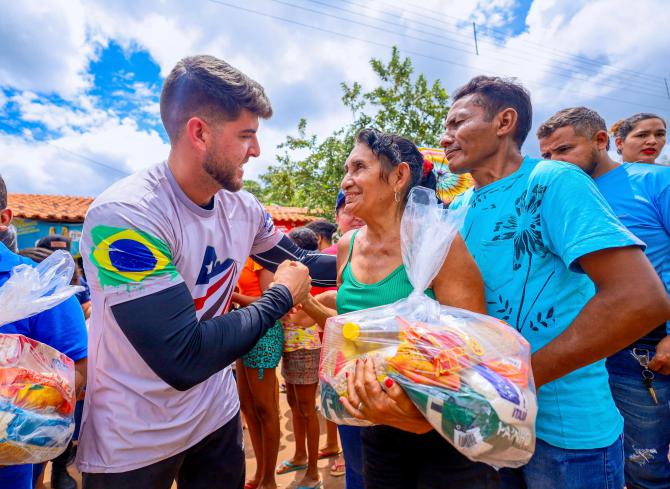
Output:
[537, 107, 610, 150]
[160, 55, 273, 143]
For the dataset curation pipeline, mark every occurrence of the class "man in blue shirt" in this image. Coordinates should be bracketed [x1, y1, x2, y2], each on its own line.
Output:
[538, 107, 670, 489]
[0, 175, 88, 489]
[441, 76, 670, 489]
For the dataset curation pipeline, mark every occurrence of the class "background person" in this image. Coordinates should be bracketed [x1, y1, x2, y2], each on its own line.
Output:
[537, 106, 670, 489]
[0, 175, 88, 489]
[336, 129, 499, 489]
[611, 113, 667, 164]
[306, 220, 337, 253]
[37, 235, 92, 320]
[233, 258, 283, 489]
[440, 75, 670, 489]
[275, 227, 323, 489]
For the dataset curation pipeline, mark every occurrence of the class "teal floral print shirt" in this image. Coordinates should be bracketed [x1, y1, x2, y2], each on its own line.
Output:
[451, 156, 643, 450]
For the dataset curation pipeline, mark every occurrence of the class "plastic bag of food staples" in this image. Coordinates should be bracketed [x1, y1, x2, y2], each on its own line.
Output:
[0, 250, 80, 464]
[319, 186, 537, 468]
[0, 335, 75, 464]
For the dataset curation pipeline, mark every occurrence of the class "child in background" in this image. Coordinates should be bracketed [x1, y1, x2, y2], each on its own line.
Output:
[275, 228, 323, 489]
[234, 257, 283, 489]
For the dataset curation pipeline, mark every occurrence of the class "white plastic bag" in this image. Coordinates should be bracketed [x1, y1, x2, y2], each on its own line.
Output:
[0, 250, 80, 463]
[0, 250, 83, 326]
[319, 187, 537, 468]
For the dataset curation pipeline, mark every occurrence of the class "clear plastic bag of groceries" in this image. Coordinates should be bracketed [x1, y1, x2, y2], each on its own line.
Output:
[0, 250, 79, 464]
[0, 334, 76, 464]
[0, 250, 83, 326]
[319, 187, 537, 468]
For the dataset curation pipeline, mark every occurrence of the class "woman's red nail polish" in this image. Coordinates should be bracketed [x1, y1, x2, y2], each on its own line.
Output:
[384, 378, 394, 389]
[345, 372, 349, 378]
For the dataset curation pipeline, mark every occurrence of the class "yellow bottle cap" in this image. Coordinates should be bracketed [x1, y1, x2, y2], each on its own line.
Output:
[342, 322, 360, 340]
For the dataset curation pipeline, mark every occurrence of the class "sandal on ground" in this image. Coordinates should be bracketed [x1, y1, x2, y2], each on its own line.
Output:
[244, 482, 259, 489]
[296, 481, 322, 489]
[317, 448, 342, 459]
[330, 459, 345, 477]
[275, 460, 308, 475]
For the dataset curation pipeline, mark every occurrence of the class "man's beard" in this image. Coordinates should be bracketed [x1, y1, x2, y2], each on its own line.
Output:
[203, 151, 243, 192]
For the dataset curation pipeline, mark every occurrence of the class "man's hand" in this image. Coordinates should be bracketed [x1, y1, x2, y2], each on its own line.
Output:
[273, 260, 311, 306]
[649, 335, 670, 375]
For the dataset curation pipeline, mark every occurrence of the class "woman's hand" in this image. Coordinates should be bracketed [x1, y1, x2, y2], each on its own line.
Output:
[340, 357, 432, 434]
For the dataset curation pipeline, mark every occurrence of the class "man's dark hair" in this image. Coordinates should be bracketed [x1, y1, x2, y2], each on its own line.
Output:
[306, 220, 337, 245]
[0, 174, 7, 210]
[288, 227, 319, 251]
[356, 128, 437, 205]
[18, 247, 53, 263]
[453, 75, 532, 149]
[537, 107, 610, 151]
[160, 55, 273, 143]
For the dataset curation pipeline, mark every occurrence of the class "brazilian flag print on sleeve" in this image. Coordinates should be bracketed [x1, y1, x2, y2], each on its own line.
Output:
[89, 225, 179, 289]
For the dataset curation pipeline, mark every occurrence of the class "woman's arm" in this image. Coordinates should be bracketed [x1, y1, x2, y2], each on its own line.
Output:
[302, 291, 338, 328]
[432, 235, 487, 313]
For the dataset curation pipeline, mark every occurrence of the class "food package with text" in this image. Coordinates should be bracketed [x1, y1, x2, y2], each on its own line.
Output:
[319, 187, 537, 468]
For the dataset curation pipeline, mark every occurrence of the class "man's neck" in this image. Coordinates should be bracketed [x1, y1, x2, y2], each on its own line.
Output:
[470, 143, 525, 189]
[167, 149, 219, 206]
[590, 153, 621, 180]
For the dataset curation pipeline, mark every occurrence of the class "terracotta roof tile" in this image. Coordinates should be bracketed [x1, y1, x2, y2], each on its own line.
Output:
[7, 193, 319, 225]
[8, 194, 93, 223]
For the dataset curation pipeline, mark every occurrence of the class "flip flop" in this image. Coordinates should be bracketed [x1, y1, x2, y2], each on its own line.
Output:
[275, 460, 308, 475]
[244, 483, 259, 489]
[317, 448, 342, 459]
[296, 481, 323, 489]
[330, 459, 345, 477]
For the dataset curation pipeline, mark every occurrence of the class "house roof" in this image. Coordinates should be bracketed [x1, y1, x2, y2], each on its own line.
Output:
[7, 193, 320, 224]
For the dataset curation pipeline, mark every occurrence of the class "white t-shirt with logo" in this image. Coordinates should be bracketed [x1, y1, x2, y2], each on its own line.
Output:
[77, 162, 281, 473]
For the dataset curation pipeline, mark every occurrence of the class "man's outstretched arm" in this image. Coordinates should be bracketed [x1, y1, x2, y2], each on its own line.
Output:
[111, 261, 310, 391]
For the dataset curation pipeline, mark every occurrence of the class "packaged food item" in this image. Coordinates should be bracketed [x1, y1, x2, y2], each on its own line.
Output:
[319, 187, 536, 468]
[0, 335, 75, 464]
[0, 251, 80, 464]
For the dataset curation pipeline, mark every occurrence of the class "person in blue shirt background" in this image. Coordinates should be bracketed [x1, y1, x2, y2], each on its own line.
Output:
[439, 76, 670, 489]
[538, 107, 670, 489]
[0, 175, 88, 489]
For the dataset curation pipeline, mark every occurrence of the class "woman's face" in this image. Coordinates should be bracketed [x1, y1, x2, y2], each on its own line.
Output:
[617, 118, 667, 163]
[341, 143, 396, 219]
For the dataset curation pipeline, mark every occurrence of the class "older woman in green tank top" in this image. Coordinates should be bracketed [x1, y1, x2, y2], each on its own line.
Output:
[332, 129, 499, 488]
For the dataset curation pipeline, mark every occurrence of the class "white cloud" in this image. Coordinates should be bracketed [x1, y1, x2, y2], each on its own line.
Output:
[11, 92, 110, 134]
[0, 0, 95, 97]
[0, 118, 169, 197]
[2, 0, 669, 197]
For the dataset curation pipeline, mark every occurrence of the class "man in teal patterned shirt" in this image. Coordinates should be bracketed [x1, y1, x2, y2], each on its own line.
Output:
[442, 75, 670, 489]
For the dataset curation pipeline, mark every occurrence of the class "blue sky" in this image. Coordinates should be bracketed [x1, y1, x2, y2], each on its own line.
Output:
[1, 0, 669, 197]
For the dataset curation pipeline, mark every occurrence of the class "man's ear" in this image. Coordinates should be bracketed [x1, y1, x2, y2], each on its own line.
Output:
[0, 208, 12, 232]
[184, 117, 211, 153]
[593, 130, 610, 151]
[495, 108, 518, 140]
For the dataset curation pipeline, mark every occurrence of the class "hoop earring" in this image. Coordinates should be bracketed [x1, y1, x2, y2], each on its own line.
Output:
[394, 191, 401, 203]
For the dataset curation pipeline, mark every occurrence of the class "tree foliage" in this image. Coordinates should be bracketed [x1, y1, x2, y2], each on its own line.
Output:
[260, 47, 450, 217]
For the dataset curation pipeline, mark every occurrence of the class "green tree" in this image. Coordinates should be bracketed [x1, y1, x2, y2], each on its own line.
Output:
[242, 179, 266, 201]
[261, 47, 450, 217]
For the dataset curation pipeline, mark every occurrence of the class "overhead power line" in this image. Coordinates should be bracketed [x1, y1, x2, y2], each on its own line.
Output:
[205, 0, 670, 112]
[298, 0, 666, 98]
[48, 142, 131, 176]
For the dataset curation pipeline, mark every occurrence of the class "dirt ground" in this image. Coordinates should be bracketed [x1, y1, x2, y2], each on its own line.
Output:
[42, 388, 346, 489]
